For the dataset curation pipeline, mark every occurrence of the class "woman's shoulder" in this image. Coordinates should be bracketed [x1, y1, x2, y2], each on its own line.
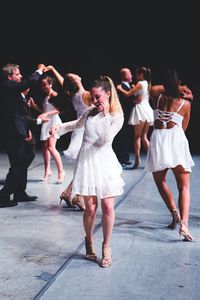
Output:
[82, 90, 91, 106]
[110, 112, 124, 120]
[180, 98, 191, 110]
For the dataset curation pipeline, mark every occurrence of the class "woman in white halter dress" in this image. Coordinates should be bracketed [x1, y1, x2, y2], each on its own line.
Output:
[146, 68, 194, 242]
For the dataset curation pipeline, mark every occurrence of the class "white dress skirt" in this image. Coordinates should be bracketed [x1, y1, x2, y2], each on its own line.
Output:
[145, 125, 195, 172]
[40, 96, 62, 141]
[128, 80, 154, 125]
[58, 110, 125, 199]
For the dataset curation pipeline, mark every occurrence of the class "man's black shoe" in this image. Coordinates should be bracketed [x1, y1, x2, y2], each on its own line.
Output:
[0, 198, 18, 208]
[123, 161, 132, 165]
[0, 189, 11, 198]
[14, 195, 38, 202]
[120, 161, 132, 166]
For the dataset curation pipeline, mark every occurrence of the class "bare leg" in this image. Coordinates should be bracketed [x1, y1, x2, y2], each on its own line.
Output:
[83, 196, 98, 242]
[133, 123, 144, 167]
[172, 165, 193, 241]
[172, 165, 190, 222]
[101, 197, 115, 247]
[153, 169, 181, 228]
[83, 196, 98, 260]
[141, 121, 150, 151]
[100, 197, 115, 267]
[48, 136, 65, 181]
[42, 140, 52, 180]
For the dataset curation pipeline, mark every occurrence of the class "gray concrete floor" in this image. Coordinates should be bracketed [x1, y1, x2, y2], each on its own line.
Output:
[0, 150, 199, 300]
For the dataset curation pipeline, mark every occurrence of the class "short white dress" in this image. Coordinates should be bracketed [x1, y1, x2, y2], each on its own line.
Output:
[145, 98, 195, 172]
[63, 90, 89, 160]
[58, 109, 125, 199]
[40, 96, 62, 141]
[128, 80, 154, 125]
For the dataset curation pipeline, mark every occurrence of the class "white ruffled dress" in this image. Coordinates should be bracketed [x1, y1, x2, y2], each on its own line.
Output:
[58, 109, 125, 199]
[128, 80, 154, 125]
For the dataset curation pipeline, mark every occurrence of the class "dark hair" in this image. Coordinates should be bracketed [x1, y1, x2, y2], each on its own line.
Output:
[136, 66, 151, 90]
[63, 74, 79, 94]
[163, 68, 179, 98]
[41, 74, 55, 86]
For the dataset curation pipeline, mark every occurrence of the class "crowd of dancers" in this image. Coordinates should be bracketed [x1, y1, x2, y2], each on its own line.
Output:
[0, 63, 195, 268]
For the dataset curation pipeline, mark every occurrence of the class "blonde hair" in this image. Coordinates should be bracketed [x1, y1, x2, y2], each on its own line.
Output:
[91, 76, 123, 114]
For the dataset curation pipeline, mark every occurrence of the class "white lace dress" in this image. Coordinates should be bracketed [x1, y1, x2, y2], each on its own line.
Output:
[58, 109, 125, 199]
[128, 80, 154, 125]
[63, 90, 89, 160]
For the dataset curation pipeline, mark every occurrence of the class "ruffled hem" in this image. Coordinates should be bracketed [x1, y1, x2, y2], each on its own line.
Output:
[145, 161, 194, 173]
[128, 103, 154, 125]
[145, 126, 195, 172]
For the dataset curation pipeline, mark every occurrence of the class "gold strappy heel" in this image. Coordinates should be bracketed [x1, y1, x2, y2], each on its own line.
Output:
[167, 209, 181, 229]
[72, 195, 85, 211]
[99, 243, 112, 268]
[85, 237, 97, 261]
[179, 221, 193, 242]
[59, 193, 73, 208]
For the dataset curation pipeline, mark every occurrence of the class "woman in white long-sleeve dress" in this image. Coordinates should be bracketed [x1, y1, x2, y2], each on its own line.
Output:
[146, 68, 194, 241]
[117, 66, 153, 168]
[50, 76, 125, 267]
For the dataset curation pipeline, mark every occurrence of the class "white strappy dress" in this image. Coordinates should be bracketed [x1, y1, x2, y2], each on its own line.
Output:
[145, 97, 194, 172]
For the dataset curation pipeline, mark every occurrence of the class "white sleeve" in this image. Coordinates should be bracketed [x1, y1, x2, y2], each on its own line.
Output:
[95, 113, 124, 145]
[57, 109, 90, 136]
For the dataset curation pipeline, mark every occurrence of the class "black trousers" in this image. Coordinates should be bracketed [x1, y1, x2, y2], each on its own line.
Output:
[2, 136, 35, 196]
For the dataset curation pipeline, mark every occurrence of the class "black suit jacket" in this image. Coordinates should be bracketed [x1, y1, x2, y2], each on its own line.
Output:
[1, 71, 42, 141]
[118, 82, 135, 121]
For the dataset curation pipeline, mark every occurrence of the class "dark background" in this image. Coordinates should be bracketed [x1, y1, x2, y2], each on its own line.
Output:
[1, 1, 200, 153]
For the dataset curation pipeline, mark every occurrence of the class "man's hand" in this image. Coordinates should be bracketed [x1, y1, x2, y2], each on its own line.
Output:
[179, 85, 193, 101]
[38, 113, 50, 123]
[37, 64, 46, 72]
[25, 130, 32, 142]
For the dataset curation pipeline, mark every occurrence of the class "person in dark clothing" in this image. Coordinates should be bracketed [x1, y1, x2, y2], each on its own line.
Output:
[0, 63, 46, 207]
[113, 67, 135, 166]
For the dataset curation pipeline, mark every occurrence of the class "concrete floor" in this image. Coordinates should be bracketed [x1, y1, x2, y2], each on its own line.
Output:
[0, 150, 200, 300]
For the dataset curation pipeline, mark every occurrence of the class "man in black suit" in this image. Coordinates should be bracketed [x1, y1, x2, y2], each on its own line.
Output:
[113, 67, 135, 166]
[0, 63, 46, 207]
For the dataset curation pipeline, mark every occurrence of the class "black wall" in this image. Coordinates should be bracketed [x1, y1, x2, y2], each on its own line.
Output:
[0, 1, 199, 153]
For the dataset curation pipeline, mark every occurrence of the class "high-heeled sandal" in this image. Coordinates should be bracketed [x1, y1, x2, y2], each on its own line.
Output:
[132, 159, 141, 169]
[167, 209, 181, 229]
[99, 243, 112, 268]
[85, 237, 97, 261]
[179, 221, 193, 242]
[59, 191, 73, 208]
[72, 195, 85, 211]
[56, 171, 66, 184]
[42, 171, 52, 181]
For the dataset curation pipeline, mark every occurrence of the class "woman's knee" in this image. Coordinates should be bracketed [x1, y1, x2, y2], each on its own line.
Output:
[177, 183, 189, 194]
